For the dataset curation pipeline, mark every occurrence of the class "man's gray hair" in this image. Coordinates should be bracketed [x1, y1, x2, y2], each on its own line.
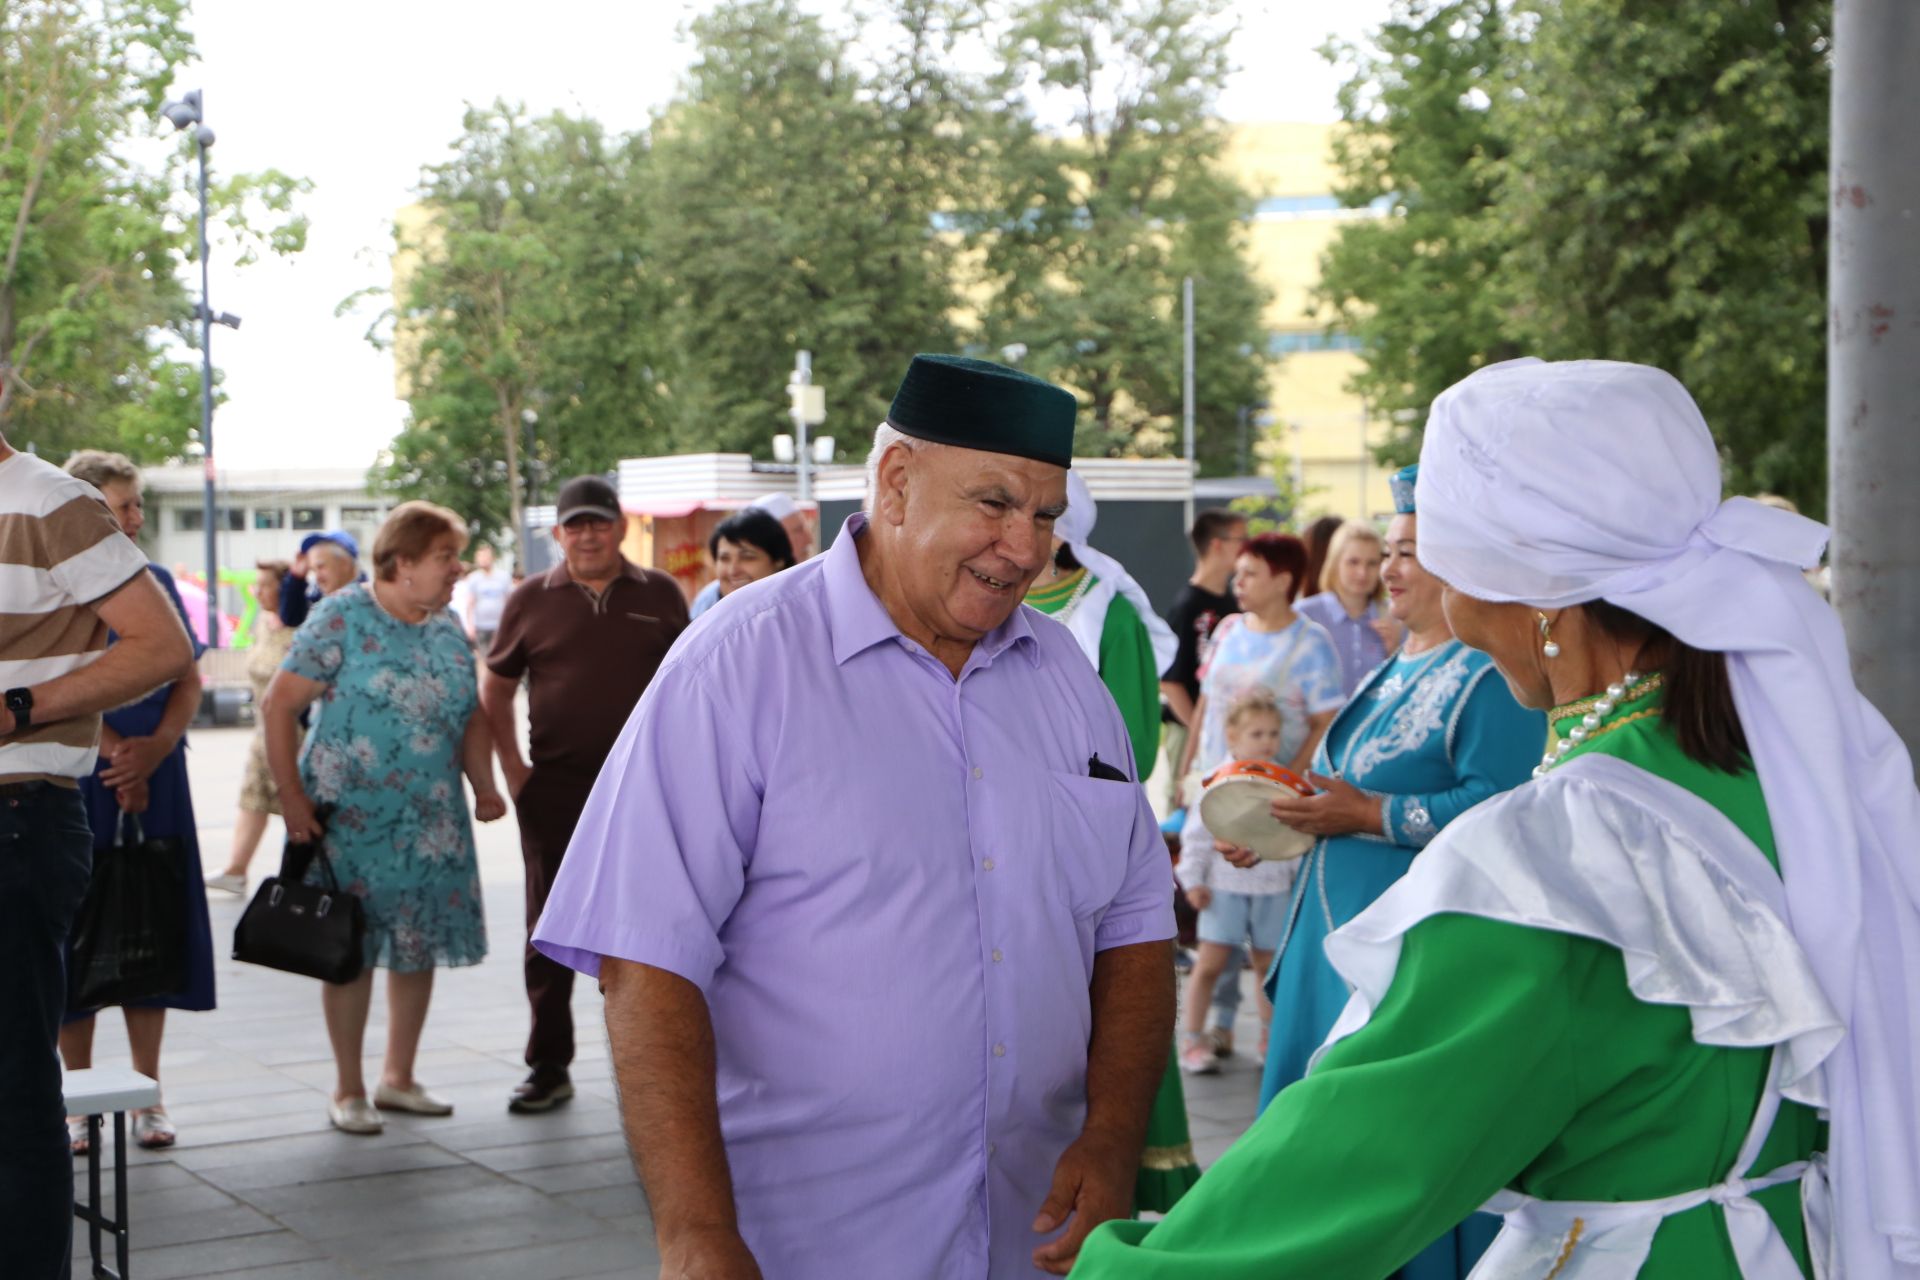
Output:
[864, 421, 925, 512]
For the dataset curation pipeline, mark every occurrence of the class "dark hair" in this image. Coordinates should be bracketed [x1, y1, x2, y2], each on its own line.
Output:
[1240, 532, 1309, 603]
[709, 508, 795, 569]
[1582, 600, 1749, 773]
[1189, 509, 1247, 557]
[255, 558, 291, 583]
[1052, 542, 1083, 572]
[1301, 515, 1344, 604]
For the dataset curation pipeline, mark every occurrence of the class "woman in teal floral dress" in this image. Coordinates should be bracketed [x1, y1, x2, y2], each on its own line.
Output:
[264, 501, 506, 1137]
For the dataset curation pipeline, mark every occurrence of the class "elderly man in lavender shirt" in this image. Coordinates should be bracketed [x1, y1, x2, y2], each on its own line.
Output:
[534, 354, 1176, 1280]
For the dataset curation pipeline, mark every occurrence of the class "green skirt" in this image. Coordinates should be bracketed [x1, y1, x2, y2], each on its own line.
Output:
[1135, 1043, 1202, 1213]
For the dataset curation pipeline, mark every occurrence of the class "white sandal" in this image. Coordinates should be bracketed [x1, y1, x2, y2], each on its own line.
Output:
[131, 1106, 176, 1149]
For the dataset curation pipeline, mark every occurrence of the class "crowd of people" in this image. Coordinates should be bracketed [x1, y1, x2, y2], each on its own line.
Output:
[5, 350, 1917, 1280]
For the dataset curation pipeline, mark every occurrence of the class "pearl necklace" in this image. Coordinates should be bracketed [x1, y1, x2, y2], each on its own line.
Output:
[1534, 671, 1645, 778]
[1050, 569, 1096, 622]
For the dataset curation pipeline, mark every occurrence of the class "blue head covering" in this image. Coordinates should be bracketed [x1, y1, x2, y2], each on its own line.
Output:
[1390, 464, 1419, 515]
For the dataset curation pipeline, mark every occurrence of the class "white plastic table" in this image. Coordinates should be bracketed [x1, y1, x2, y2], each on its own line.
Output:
[62, 1066, 160, 1279]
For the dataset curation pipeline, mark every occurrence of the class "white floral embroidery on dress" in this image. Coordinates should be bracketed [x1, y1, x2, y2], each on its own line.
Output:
[1343, 648, 1474, 780]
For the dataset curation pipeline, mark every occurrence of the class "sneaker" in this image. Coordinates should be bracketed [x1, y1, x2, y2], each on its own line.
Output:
[1178, 1036, 1220, 1076]
[508, 1068, 576, 1114]
[1208, 1025, 1235, 1060]
[372, 1081, 453, 1116]
[206, 871, 247, 895]
[329, 1096, 384, 1135]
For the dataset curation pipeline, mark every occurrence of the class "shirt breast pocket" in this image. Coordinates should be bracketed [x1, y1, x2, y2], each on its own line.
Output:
[1045, 770, 1135, 920]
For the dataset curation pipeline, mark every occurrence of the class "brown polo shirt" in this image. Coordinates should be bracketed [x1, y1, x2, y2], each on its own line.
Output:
[486, 559, 689, 784]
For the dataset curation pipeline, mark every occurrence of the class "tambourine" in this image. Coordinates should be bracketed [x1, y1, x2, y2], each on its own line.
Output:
[1198, 760, 1319, 861]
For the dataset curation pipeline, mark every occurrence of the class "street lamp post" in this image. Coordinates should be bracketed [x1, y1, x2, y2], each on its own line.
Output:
[160, 89, 239, 648]
[786, 351, 827, 504]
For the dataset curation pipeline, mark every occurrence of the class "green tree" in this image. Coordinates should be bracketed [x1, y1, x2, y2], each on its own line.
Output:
[644, 0, 968, 456]
[1318, 0, 1832, 512]
[369, 104, 663, 557]
[0, 0, 308, 460]
[1490, 0, 1831, 510]
[981, 0, 1272, 472]
[1314, 0, 1516, 464]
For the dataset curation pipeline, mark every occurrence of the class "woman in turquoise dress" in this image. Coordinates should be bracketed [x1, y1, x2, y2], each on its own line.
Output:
[1247, 466, 1543, 1279]
[264, 501, 506, 1137]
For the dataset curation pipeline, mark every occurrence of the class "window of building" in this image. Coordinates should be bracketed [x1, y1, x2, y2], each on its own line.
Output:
[254, 508, 286, 530]
[219, 507, 246, 532]
[339, 505, 382, 525]
[176, 507, 203, 533]
[292, 506, 325, 531]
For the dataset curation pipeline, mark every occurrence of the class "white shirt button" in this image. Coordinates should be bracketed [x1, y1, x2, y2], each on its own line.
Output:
[991, 949, 1003, 963]
[982, 858, 996, 871]
[972, 766, 983, 780]
[992, 1043, 1006, 1058]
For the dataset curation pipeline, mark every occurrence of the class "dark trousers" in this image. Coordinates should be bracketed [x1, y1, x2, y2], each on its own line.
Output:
[520, 771, 595, 1073]
[1, 783, 93, 1279]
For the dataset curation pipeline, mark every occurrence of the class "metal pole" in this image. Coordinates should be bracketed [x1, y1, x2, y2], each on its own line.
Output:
[1829, 0, 1920, 749]
[197, 130, 218, 649]
[1182, 277, 1195, 530]
[793, 350, 812, 504]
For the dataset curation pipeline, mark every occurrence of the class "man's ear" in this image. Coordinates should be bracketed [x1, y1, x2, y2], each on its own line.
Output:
[873, 443, 915, 528]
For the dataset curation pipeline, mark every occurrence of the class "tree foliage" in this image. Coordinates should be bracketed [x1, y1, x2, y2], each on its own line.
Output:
[1319, 0, 1832, 513]
[368, 105, 658, 557]
[372, 0, 1275, 526]
[976, 0, 1271, 471]
[0, 0, 308, 461]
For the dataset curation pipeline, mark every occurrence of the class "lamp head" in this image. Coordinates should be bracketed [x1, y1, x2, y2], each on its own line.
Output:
[160, 89, 202, 130]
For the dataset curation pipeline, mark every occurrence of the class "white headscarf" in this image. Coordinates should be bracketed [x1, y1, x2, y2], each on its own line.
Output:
[1418, 357, 1920, 1279]
[1056, 470, 1179, 677]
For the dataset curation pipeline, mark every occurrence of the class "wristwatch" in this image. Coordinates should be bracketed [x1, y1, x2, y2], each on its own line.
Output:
[4, 687, 32, 731]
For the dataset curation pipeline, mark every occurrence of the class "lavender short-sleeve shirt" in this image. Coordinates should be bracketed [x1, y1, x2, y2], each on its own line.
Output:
[534, 514, 1174, 1279]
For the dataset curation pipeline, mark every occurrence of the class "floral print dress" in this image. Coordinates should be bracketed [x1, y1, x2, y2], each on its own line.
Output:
[282, 585, 487, 971]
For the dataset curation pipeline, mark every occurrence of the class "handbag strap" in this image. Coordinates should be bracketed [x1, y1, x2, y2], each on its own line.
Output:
[116, 810, 145, 848]
[279, 802, 341, 891]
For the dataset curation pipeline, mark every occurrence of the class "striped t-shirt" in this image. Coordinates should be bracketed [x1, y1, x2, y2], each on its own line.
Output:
[0, 450, 151, 784]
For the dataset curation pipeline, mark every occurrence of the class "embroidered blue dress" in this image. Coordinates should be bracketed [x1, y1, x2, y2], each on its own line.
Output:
[282, 586, 487, 972]
[1258, 640, 1543, 1280]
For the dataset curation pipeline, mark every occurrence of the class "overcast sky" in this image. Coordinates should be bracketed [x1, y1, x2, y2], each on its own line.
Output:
[177, 0, 1392, 471]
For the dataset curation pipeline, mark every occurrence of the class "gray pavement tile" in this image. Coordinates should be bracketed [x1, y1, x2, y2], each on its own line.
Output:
[71, 1157, 203, 1194]
[207, 1263, 368, 1280]
[382, 1105, 624, 1151]
[160, 1071, 322, 1105]
[72, 1200, 282, 1251]
[158, 1102, 339, 1149]
[507, 1154, 641, 1195]
[463, 1131, 632, 1174]
[358, 1231, 654, 1280]
[167, 1127, 417, 1173]
[238, 1163, 502, 1217]
[194, 1140, 468, 1193]
[557, 1184, 649, 1221]
[319, 1204, 611, 1266]
[66, 1178, 240, 1223]
[119, 1228, 324, 1279]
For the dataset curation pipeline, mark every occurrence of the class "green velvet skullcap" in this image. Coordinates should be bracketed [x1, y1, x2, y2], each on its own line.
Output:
[886, 354, 1077, 469]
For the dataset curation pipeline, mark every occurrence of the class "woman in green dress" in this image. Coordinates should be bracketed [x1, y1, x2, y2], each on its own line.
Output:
[1071, 359, 1920, 1278]
[1029, 470, 1199, 1214]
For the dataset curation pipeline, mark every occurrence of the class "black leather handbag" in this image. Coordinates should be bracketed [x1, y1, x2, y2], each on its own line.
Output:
[67, 813, 190, 1009]
[232, 811, 365, 984]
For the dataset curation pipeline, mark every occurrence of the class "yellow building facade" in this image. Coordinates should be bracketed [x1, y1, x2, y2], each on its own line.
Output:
[1225, 122, 1397, 524]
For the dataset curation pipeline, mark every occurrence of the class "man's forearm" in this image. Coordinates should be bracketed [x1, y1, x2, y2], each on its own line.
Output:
[602, 958, 743, 1245]
[151, 670, 202, 744]
[479, 675, 526, 774]
[30, 630, 191, 727]
[460, 710, 497, 794]
[1083, 940, 1176, 1151]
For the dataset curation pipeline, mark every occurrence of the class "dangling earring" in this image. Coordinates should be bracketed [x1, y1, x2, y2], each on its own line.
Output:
[1537, 612, 1561, 659]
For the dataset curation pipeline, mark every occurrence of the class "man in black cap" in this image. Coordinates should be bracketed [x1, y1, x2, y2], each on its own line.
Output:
[480, 475, 688, 1113]
[531, 357, 1176, 1278]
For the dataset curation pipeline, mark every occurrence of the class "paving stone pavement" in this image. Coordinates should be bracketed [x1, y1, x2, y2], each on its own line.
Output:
[66, 720, 1266, 1278]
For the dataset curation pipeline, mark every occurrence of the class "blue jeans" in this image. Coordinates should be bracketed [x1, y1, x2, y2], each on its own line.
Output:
[0, 782, 94, 1279]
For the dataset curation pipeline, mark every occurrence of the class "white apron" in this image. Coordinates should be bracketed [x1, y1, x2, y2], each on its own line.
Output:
[1314, 753, 1845, 1279]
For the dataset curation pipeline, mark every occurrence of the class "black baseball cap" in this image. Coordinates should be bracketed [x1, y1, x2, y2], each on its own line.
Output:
[555, 476, 621, 525]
